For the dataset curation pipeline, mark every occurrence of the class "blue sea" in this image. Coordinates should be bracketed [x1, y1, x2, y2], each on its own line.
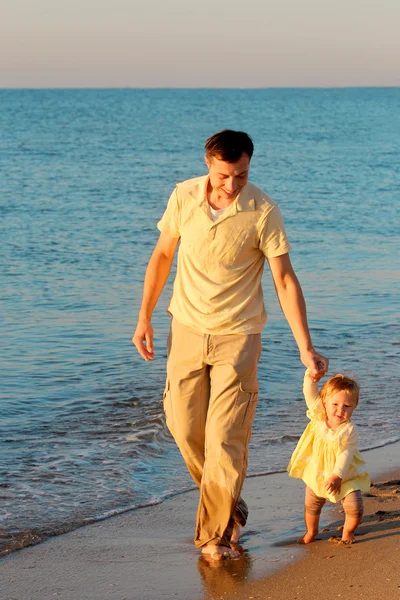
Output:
[1, 88, 399, 556]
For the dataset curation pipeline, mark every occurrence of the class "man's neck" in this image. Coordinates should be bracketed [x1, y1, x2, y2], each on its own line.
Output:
[207, 186, 236, 210]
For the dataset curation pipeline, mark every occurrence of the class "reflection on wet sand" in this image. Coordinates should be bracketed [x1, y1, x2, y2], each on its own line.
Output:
[197, 547, 254, 599]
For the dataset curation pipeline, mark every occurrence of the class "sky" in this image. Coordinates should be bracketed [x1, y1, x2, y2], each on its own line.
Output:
[1, 0, 400, 88]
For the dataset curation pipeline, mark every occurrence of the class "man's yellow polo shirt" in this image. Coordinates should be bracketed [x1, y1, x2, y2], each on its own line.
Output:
[157, 175, 291, 335]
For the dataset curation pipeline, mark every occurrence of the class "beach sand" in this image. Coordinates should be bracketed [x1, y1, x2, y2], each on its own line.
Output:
[1, 442, 399, 600]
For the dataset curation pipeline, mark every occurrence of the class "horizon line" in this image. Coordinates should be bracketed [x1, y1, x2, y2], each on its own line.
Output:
[1, 85, 400, 91]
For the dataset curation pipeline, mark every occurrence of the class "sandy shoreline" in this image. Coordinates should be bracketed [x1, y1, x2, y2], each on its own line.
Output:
[231, 474, 400, 600]
[1, 442, 399, 600]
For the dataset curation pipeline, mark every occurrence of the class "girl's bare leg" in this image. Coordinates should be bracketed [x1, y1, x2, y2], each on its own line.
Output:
[300, 510, 320, 544]
[300, 488, 324, 543]
[341, 490, 363, 542]
[342, 514, 361, 543]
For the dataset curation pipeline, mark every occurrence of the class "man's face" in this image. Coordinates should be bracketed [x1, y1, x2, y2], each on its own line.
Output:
[205, 153, 250, 201]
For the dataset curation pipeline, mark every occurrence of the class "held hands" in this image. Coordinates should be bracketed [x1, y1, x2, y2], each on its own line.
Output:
[132, 318, 155, 361]
[300, 350, 329, 382]
[325, 475, 342, 495]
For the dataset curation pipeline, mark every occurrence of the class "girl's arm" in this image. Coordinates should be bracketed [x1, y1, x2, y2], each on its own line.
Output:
[303, 369, 319, 409]
[325, 428, 359, 495]
[332, 429, 359, 479]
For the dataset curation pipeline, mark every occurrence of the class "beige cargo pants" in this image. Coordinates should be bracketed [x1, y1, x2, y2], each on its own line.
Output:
[163, 318, 262, 548]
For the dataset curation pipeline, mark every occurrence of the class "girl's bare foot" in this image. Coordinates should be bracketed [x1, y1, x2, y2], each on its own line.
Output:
[201, 545, 240, 560]
[298, 531, 317, 544]
[341, 531, 356, 544]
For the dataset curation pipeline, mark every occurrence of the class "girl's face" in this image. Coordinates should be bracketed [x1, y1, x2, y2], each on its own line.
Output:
[323, 390, 358, 430]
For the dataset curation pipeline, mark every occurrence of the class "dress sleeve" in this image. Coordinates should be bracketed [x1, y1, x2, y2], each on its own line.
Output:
[157, 187, 181, 238]
[332, 426, 359, 479]
[303, 370, 319, 409]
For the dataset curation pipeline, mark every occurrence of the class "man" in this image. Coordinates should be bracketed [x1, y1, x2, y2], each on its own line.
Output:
[133, 130, 328, 560]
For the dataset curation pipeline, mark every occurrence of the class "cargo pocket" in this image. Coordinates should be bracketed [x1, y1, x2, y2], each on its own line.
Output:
[163, 380, 174, 432]
[233, 380, 259, 428]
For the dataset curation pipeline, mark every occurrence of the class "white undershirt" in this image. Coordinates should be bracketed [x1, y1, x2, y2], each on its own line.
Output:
[209, 205, 227, 222]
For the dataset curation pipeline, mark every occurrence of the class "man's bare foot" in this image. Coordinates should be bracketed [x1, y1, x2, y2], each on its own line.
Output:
[297, 531, 317, 544]
[201, 545, 240, 560]
[230, 523, 241, 544]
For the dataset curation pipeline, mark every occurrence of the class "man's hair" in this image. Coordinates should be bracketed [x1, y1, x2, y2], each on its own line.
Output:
[205, 130, 254, 162]
[320, 373, 360, 405]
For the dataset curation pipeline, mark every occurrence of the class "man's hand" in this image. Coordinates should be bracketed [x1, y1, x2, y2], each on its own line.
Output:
[131, 233, 179, 362]
[325, 474, 342, 495]
[132, 319, 155, 361]
[300, 350, 329, 382]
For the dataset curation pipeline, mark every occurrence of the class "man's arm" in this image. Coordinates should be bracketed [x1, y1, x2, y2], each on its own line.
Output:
[132, 232, 180, 361]
[267, 253, 328, 379]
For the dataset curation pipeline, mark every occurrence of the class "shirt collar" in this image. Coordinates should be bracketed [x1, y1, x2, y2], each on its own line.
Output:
[188, 175, 256, 212]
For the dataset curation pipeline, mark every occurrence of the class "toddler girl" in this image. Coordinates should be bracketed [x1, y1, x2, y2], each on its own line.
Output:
[288, 369, 370, 544]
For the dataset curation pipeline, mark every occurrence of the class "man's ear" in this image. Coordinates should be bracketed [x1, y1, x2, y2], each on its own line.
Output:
[204, 156, 211, 169]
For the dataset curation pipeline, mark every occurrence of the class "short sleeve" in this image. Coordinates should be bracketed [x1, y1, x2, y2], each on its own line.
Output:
[157, 187, 181, 238]
[258, 205, 291, 258]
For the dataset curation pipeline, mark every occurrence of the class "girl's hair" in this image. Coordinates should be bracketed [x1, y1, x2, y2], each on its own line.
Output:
[320, 373, 360, 404]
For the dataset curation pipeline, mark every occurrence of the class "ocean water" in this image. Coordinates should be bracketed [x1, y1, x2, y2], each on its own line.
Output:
[1, 88, 399, 556]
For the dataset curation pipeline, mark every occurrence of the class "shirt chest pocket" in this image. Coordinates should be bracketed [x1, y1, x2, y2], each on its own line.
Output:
[180, 225, 212, 270]
[180, 216, 258, 270]
[211, 223, 260, 268]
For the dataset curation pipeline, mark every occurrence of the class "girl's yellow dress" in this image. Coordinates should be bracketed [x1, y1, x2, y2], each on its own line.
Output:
[287, 373, 370, 503]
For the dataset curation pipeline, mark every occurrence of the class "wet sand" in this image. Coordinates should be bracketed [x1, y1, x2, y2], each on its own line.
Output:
[1, 442, 399, 600]
[230, 475, 400, 600]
